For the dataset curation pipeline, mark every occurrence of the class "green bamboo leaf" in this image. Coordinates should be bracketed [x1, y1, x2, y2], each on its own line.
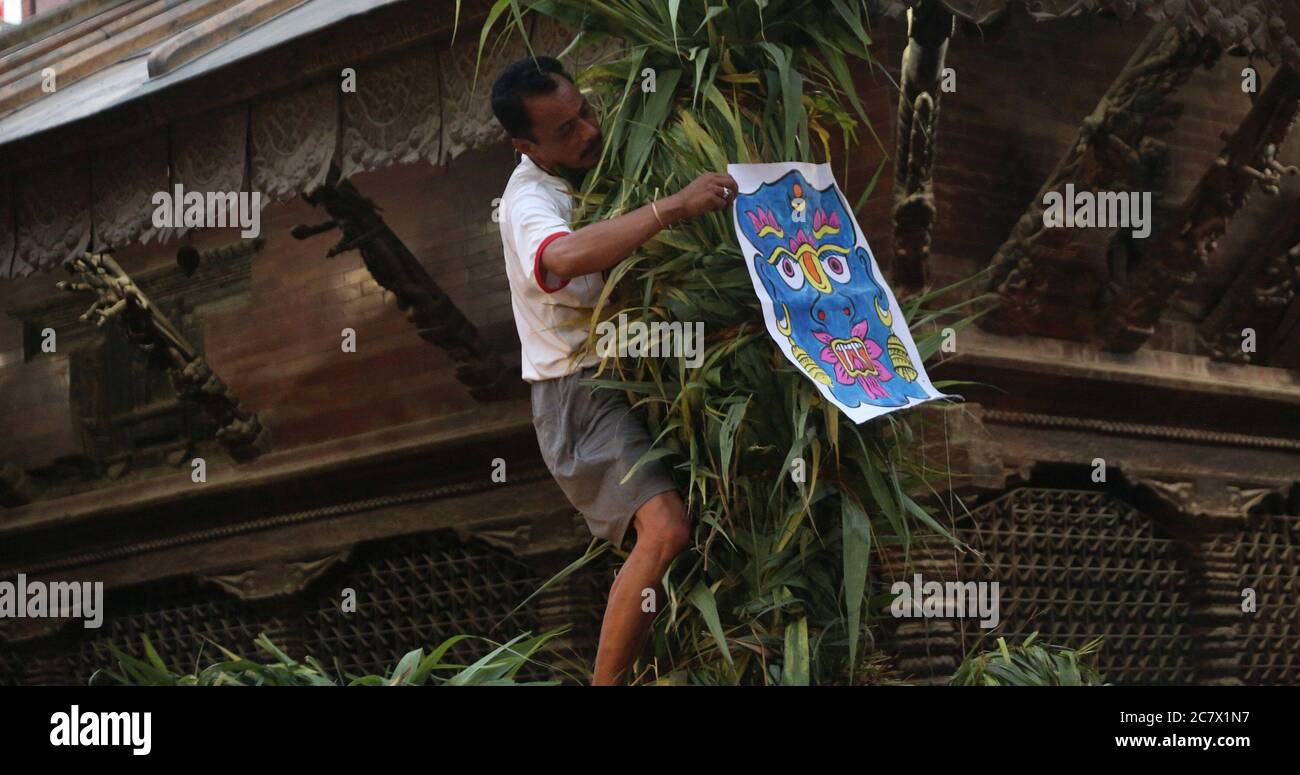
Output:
[899, 490, 958, 545]
[624, 69, 682, 182]
[827, 0, 872, 52]
[140, 635, 168, 673]
[840, 493, 871, 676]
[702, 82, 746, 162]
[782, 616, 810, 686]
[718, 397, 748, 493]
[688, 580, 733, 667]
[388, 648, 424, 685]
[619, 444, 676, 485]
[693, 3, 726, 35]
[667, 0, 681, 54]
[475, 0, 517, 93]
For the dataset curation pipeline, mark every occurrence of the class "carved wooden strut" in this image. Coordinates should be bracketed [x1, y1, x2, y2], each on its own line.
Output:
[983, 23, 1219, 334]
[57, 252, 265, 458]
[1197, 228, 1300, 364]
[295, 169, 512, 400]
[1096, 65, 1300, 352]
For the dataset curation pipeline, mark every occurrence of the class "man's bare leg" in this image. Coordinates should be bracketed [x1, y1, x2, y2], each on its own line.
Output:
[591, 489, 689, 686]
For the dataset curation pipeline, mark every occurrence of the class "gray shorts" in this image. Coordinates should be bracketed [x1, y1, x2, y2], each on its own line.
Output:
[531, 364, 678, 550]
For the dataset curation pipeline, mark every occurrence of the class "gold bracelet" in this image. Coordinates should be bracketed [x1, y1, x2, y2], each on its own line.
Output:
[651, 198, 668, 230]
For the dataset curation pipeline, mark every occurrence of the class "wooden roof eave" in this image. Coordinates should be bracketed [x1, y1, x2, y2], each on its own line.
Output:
[0, 0, 154, 78]
[0, 0, 237, 119]
[0, 0, 133, 54]
[0, 0, 490, 173]
[145, 0, 311, 79]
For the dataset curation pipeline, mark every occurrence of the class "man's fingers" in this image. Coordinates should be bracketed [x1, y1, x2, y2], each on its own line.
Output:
[715, 174, 739, 207]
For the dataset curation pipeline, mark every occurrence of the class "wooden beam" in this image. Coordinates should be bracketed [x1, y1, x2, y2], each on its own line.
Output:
[1096, 65, 1300, 352]
[939, 1, 1300, 70]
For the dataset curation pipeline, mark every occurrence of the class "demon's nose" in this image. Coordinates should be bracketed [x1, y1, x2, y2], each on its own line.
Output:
[811, 294, 855, 327]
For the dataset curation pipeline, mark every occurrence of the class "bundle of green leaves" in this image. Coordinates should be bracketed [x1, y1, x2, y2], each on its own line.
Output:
[482, 0, 986, 685]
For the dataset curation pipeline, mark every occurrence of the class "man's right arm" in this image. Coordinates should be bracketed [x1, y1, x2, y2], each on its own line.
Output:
[540, 171, 738, 282]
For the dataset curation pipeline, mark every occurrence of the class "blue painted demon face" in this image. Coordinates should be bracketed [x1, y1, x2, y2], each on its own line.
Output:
[736, 170, 929, 409]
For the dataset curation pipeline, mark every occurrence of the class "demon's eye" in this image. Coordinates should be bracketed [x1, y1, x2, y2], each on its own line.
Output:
[777, 257, 804, 290]
[823, 254, 850, 283]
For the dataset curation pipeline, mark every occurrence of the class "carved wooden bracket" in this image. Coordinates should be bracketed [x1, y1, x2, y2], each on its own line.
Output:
[56, 252, 265, 459]
[983, 24, 1218, 334]
[295, 170, 513, 401]
[194, 550, 351, 601]
[1096, 65, 1300, 351]
[453, 522, 533, 556]
[1128, 474, 1284, 520]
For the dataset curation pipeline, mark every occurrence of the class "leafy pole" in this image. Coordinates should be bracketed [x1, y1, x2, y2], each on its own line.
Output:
[485, 0, 982, 685]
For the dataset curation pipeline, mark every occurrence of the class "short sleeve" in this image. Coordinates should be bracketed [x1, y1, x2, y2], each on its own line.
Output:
[508, 186, 571, 293]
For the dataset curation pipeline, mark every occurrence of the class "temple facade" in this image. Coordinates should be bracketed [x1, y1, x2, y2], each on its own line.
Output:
[0, 0, 1296, 684]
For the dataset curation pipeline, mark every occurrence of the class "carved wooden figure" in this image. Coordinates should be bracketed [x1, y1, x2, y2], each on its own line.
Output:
[57, 252, 264, 458]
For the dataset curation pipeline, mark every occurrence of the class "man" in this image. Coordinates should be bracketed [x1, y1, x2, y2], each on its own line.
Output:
[490, 55, 738, 685]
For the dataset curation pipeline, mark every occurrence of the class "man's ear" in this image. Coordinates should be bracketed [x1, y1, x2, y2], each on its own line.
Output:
[512, 136, 539, 158]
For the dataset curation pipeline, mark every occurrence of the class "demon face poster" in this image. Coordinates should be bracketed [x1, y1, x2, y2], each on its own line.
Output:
[728, 162, 950, 423]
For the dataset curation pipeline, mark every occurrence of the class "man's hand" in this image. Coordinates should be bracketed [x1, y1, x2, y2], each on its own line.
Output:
[663, 171, 740, 223]
[537, 170, 740, 282]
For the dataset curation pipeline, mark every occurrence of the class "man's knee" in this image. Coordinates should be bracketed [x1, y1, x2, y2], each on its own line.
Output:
[633, 491, 690, 559]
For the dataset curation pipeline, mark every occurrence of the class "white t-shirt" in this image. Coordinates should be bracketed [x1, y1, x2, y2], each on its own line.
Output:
[499, 154, 604, 382]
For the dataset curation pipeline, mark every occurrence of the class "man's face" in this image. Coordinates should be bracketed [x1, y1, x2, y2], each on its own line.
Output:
[514, 74, 603, 172]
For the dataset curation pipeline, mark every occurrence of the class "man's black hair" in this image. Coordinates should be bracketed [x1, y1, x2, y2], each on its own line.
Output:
[490, 56, 574, 140]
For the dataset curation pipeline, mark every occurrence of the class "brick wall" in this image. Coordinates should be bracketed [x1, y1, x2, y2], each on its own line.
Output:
[0, 325, 77, 466]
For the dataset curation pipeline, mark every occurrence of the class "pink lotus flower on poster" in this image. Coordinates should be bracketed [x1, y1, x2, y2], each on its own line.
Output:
[813, 321, 892, 399]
